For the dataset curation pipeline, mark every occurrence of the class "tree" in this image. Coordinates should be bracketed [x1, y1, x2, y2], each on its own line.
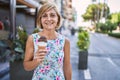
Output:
[109, 12, 120, 24]
[82, 3, 110, 24]
[108, 12, 120, 31]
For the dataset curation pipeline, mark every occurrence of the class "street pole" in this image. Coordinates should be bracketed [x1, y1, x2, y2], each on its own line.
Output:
[35, 8, 38, 28]
[61, 0, 63, 17]
[97, 0, 100, 24]
[105, 0, 108, 20]
[10, 0, 16, 40]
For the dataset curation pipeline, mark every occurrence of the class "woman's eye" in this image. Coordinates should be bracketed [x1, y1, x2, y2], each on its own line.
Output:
[50, 13, 57, 17]
[51, 14, 55, 17]
[42, 15, 47, 18]
[42, 13, 57, 18]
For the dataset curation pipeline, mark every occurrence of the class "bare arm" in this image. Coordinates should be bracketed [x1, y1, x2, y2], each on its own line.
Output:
[23, 35, 39, 71]
[63, 38, 72, 80]
[23, 35, 46, 71]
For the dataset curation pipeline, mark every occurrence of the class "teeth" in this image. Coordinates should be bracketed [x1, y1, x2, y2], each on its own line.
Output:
[45, 22, 53, 25]
[45, 21, 54, 24]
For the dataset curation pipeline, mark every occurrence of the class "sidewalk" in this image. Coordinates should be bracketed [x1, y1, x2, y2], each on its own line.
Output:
[69, 34, 80, 80]
[67, 34, 84, 80]
[67, 33, 91, 80]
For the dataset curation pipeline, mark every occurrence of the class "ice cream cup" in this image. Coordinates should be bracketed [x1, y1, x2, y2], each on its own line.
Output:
[37, 42, 47, 50]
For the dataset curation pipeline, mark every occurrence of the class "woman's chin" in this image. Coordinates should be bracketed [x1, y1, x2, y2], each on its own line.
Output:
[45, 27, 55, 30]
[45, 28, 55, 31]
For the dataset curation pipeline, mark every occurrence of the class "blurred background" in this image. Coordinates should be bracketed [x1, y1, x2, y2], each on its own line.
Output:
[0, 0, 120, 80]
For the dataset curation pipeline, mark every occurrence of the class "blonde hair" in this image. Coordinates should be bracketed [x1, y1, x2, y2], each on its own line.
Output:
[36, 2, 62, 30]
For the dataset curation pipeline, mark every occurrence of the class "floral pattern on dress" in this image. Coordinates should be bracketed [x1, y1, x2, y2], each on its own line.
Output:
[32, 33, 65, 80]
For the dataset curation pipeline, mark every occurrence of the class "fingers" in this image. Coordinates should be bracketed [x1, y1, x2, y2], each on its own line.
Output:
[34, 54, 45, 64]
[34, 53, 45, 59]
[37, 49, 48, 54]
[36, 52, 46, 56]
[36, 58, 43, 63]
[34, 49, 47, 64]
[35, 54, 45, 59]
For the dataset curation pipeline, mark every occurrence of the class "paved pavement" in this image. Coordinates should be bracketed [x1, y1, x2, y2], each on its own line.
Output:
[68, 33, 91, 80]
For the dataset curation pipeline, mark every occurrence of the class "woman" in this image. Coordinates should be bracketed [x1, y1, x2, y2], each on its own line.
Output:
[23, 2, 72, 80]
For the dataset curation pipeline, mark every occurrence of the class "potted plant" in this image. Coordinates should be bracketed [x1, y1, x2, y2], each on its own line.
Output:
[77, 28, 90, 70]
[9, 26, 34, 80]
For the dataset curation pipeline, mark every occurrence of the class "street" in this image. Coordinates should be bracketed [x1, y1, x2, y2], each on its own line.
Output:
[88, 32, 120, 80]
[70, 32, 120, 80]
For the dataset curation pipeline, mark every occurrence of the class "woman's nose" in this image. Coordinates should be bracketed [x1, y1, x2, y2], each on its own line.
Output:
[47, 16, 51, 20]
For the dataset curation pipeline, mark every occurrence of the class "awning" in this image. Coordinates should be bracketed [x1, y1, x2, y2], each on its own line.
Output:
[17, 0, 40, 8]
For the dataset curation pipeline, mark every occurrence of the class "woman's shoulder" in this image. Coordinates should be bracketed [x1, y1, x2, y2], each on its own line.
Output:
[59, 33, 68, 39]
[27, 33, 39, 40]
[58, 33, 65, 39]
[31, 32, 41, 39]
[65, 37, 70, 44]
[31, 32, 39, 36]
[58, 33, 70, 44]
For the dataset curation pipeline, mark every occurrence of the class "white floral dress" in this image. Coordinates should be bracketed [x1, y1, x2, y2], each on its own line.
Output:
[32, 33, 65, 80]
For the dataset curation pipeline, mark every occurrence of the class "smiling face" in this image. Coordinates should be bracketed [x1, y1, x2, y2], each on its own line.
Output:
[41, 8, 58, 30]
[37, 2, 62, 30]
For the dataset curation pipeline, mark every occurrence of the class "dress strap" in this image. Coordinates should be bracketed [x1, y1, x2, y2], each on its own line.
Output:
[32, 33, 40, 53]
[58, 34, 66, 47]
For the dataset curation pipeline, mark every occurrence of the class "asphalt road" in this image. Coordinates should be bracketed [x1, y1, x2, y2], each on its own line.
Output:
[88, 32, 120, 80]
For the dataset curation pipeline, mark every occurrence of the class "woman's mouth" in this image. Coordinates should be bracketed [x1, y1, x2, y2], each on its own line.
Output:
[45, 21, 54, 25]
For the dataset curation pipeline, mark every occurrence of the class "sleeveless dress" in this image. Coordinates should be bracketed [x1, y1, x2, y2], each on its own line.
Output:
[32, 33, 65, 80]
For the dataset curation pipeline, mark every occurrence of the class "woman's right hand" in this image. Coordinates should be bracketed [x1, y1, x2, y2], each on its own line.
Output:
[34, 49, 47, 64]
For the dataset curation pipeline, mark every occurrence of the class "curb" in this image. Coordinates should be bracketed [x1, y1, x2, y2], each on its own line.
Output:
[0, 67, 9, 78]
[0, 62, 9, 78]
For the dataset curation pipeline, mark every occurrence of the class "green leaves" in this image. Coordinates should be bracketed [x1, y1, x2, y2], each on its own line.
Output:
[77, 30, 90, 51]
[82, 3, 109, 23]
[10, 26, 28, 62]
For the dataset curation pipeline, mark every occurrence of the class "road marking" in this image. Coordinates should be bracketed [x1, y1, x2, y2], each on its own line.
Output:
[106, 58, 119, 70]
[84, 69, 92, 80]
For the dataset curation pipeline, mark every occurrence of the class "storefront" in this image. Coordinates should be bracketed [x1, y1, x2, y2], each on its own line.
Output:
[0, 0, 40, 39]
